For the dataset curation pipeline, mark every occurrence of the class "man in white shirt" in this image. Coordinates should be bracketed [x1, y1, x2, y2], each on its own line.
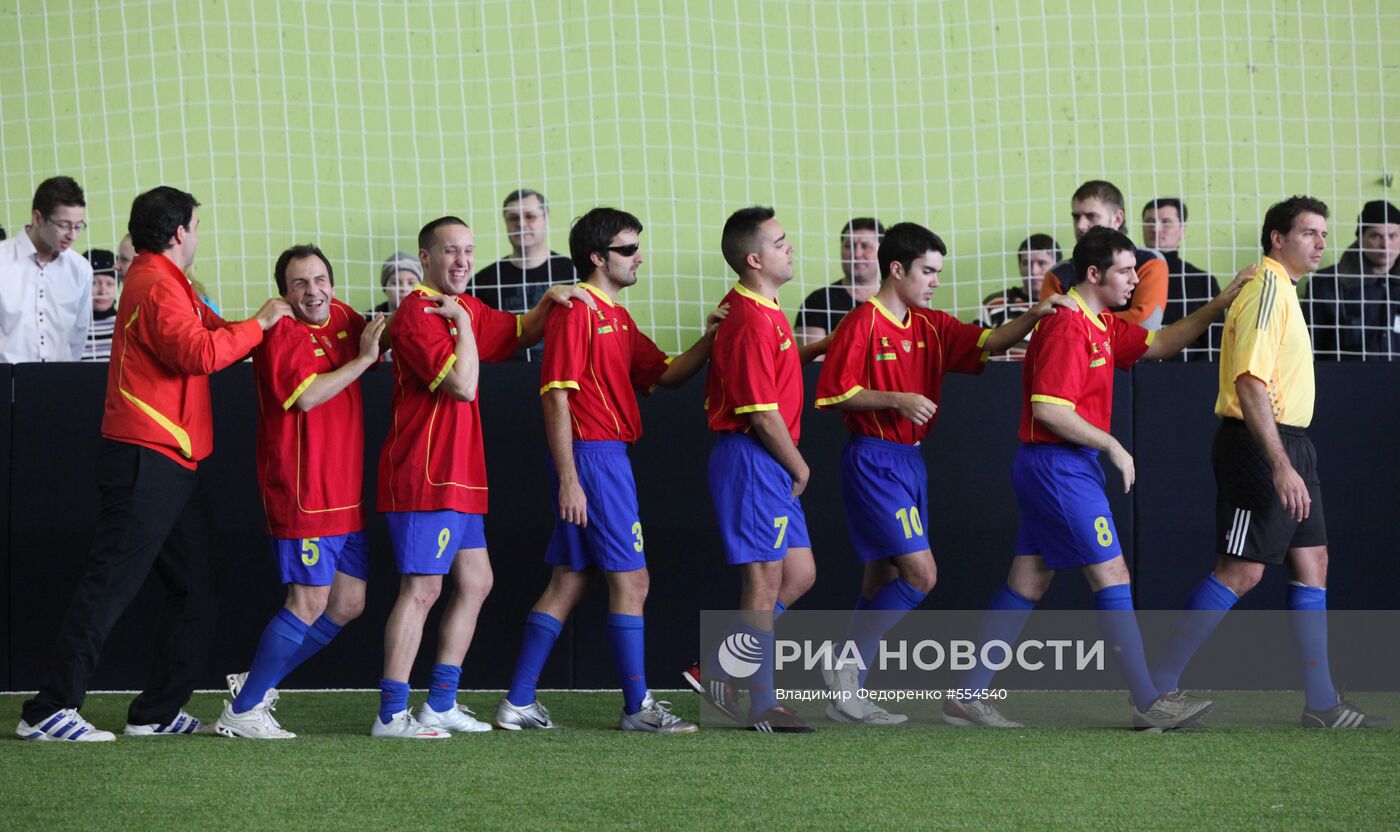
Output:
[0, 176, 94, 362]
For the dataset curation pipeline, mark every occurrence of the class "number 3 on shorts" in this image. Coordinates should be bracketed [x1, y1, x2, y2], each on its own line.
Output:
[1093, 516, 1113, 547]
[435, 527, 451, 558]
[772, 516, 789, 549]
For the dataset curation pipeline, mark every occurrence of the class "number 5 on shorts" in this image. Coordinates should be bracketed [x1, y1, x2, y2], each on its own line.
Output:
[300, 538, 320, 567]
[772, 516, 789, 549]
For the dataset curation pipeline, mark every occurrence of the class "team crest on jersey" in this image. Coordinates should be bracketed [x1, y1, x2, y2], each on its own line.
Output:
[901, 340, 912, 353]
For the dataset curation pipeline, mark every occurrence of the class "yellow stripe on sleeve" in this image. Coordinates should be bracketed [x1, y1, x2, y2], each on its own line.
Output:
[733, 403, 779, 415]
[815, 385, 863, 408]
[282, 374, 318, 410]
[1030, 394, 1075, 410]
[539, 380, 581, 396]
[976, 329, 992, 348]
[428, 354, 457, 392]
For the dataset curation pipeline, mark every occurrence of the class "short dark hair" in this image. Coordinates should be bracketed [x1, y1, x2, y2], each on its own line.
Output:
[1260, 196, 1328, 256]
[33, 176, 86, 217]
[418, 216, 470, 253]
[1072, 180, 1127, 232]
[878, 222, 946, 280]
[1143, 197, 1187, 223]
[503, 188, 547, 213]
[569, 207, 643, 277]
[720, 205, 777, 275]
[1017, 233, 1062, 263]
[0, 224, 8, 241]
[1357, 200, 1400, 239]
[127, 186, 200, 254]
[1072, 226, 1136, 287]
[840, 217, 885, 238]
[274, 244, 335, 295]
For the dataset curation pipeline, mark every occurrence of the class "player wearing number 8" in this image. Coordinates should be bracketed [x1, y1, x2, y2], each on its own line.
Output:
[814, 222, 1073, 724]
[950, 227, 1251, 730]
[495, 207, 723, 733]
[216, 245, 385, 740]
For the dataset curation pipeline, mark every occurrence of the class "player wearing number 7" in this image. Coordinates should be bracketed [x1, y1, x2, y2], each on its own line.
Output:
[813, 222, 1073, 724]
[494, 207, 725, 733]
[372, 216, 596, 739]
[216, 245, 385, 740]
[946, 227, 1250, 730]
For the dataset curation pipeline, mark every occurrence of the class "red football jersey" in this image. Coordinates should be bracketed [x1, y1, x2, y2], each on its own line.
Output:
[815, 298, 990, 444]
[377, 285, 520, 514]
[1019, 288, 1153, 444]
[538, 283, 670, 443]
[705, 283, 804, 444]
[253, 299, 367, 538]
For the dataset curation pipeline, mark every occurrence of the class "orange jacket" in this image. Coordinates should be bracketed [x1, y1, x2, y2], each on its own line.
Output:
[1041, 249, 1168, 329]
[102, 252, 263, 468]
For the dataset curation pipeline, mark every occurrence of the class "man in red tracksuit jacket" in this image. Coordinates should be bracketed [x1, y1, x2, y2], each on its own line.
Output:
[18, 186, 291, 742]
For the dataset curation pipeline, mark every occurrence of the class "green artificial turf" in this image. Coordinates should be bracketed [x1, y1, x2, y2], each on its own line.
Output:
[2, 691, 1396, 831]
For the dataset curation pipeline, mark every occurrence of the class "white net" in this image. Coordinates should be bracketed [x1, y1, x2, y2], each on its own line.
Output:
[1, 0, 1396, 356]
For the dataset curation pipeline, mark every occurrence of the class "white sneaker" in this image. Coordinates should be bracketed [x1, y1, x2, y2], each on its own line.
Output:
[619, 694, 699, 734]
[494, 697, 556, 730]
[124, 709, 212, 735]
[822, 662, 908, 725]
[16, 708, 115, 742]
[371, 709, 451, 739]
[227, 671, 279, 709]
[417, 702, 493, 733]
[942, 697, 1023, 728]
[215, 700, 296, 739]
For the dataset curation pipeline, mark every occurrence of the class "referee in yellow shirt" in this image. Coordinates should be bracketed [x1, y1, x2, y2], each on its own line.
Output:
[1149, 196, 1386, 729]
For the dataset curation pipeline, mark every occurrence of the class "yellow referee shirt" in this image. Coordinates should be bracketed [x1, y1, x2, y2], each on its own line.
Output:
[1215, 256, 1315, 427]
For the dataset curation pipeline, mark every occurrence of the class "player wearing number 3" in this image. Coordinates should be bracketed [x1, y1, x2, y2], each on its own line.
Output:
[217, 245, 385, 740]
[372, 216, 595, 738]
[813, 222, 1073, 724]
[949, 227, 1249, 730]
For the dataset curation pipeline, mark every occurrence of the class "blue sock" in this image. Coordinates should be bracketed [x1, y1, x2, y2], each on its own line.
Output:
[773, 600, 788, 620]
[963, 585, 1036, 694]
[379, 678, 410, 724]
[1151, 574, 1238, 693]
[1288, 583, 1337, 710]
[233, 609, 307, 713]
[427, 663, 462, 713]
[743, 620, 778, 716]
[1094, 584, 1158, 710]
[278, 614, 343, 683]
[507, 612, 564, 707]
[607, 613, 648, 715]
[848, 578, 926, 687]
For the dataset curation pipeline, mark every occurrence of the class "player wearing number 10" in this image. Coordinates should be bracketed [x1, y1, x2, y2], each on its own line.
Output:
[813, 222, 1072, 724]
[372, 216, 595, 739]
[949, 227, 1249, 730]
[495, 207, 723, 733]
[216, 245, 385, 740]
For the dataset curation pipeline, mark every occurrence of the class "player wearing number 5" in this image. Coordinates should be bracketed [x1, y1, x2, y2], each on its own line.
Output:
[813, 222, 1072, 724]
[494, 208, 724, 733]
[950, 227, 1250, 730]
[216, 245, 385, 740]
[372, 216, 595, 739]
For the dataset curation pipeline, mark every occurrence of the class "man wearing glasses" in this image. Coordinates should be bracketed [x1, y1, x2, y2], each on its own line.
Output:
[0, 176, 94, 362]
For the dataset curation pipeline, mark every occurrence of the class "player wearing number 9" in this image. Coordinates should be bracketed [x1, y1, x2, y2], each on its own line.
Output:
[217, 245, 384, 740]
[494, 207, 723, 734]
[371, 217, 597, 739]
[813, 221, 1071, 725]
[952, 227, 1249, 730]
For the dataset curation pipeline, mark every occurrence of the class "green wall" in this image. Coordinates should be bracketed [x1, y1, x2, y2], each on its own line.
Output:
[2, 0, 1395, 350]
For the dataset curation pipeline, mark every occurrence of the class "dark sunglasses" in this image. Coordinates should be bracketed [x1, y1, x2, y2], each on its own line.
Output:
[606, 243, 640, 257]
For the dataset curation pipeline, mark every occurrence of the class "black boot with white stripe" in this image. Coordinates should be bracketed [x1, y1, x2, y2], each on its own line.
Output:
[1301, 698, 1388, 729]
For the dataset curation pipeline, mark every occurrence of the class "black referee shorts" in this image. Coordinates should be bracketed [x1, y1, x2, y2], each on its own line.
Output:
[1212, 418, 1326, 564]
